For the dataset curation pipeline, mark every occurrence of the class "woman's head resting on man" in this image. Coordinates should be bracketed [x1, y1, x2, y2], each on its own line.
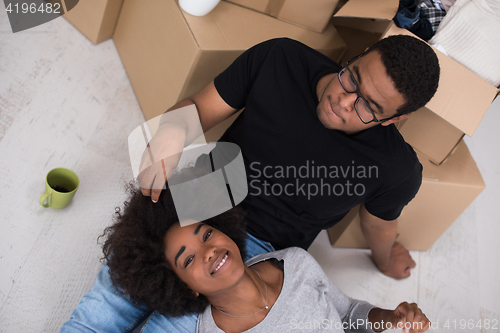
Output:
[101, 169, 248, 316]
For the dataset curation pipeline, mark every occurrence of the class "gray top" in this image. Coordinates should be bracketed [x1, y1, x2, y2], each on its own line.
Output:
[196, 247, 377, 332]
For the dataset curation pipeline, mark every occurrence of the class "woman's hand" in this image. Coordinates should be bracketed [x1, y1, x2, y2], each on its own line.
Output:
[368, 302, 430, 332]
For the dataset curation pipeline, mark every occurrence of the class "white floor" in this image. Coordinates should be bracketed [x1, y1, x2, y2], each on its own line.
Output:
[1, 10, 499, 333]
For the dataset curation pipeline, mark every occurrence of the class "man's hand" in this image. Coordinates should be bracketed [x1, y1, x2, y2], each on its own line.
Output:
[137, 104, 200, 203]
[136, 82, 239, 203]
[137, 124, 187, 202]
[359, 205, 416, 279]
[368, 302, 430, 332]
[378, 242, 416, 279]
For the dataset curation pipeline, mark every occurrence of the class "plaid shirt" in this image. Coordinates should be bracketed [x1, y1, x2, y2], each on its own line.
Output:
[418, 0, 447, 32]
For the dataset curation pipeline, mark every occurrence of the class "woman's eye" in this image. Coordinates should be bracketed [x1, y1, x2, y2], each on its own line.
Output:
[184, 256, 193, 268]
[203, 229, 212, 242]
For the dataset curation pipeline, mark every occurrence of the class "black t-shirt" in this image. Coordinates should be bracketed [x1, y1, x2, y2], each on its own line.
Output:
[214, 38, 422, 250]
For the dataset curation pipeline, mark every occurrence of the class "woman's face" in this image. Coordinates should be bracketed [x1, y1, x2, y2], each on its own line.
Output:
[164, 222, 246, 296]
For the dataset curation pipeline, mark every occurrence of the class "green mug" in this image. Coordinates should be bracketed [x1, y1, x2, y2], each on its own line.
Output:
[39, 168, 80, 209]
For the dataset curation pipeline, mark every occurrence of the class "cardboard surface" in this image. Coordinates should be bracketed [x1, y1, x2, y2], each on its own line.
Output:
[224, 0, 340, 33]
[59, 0, 124, 44]
[336, 0, 399, 20]
[332, 0, 499, 164]
[327, 140, 485, 251]
[397, 107, 464, 165]
[113, 0, 346, 132]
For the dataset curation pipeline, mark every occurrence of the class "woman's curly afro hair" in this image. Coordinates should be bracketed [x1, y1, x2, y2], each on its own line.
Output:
[100, 169, 247, 317]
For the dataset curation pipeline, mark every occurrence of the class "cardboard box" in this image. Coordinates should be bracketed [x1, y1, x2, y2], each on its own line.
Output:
[113, 0, 346, 141]
[327, 140, 485, 251]
[54, 0, 124, 44]
[332, 0, 500, 165]
[394, 107, 464, 165]
[224, 0, 340, 33]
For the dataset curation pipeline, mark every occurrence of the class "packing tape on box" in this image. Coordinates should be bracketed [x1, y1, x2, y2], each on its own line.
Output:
[128, 105, 248, 227]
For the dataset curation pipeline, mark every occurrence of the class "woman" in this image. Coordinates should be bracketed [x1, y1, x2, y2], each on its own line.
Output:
[102, 180, 429, 333]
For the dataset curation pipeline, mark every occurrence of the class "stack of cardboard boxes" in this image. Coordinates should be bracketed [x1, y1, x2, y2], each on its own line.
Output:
[111, 0, 348, 141]
[59, 0, 498, 250]
[326, 0, 499, 250]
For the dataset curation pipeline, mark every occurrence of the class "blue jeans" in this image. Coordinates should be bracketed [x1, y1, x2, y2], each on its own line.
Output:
[61, 233, 275, 332]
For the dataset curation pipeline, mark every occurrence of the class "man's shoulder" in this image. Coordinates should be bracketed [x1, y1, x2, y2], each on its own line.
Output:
[249, 38, 306, 56]
[364, 124, 421, 178]
[381, 125, 418, 159]
[262, 37, 311, 50]
[257, 38, 337, 65]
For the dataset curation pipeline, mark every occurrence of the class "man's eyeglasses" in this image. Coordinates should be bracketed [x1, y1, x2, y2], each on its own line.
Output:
[338, 57, 396, 124]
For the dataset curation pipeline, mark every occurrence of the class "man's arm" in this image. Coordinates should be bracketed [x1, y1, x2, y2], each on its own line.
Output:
[359, 204, 416, 279]
[368, 302, 430, 332]
[139, 81, 238, 201]
[184, 81, 239, 132]
[166, 81, 238, 133]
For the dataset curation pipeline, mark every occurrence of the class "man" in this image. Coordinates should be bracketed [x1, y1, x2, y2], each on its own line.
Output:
[140, 35, 439, 279]
[62, 35, 439, 332]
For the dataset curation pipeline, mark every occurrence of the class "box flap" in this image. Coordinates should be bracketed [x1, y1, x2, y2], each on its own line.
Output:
[226, 0, 339, 33]
[427, 51, 498, 136]
[96, 0, 125, 43]
[398, 106, 465, 165]
[418, 140, 485, 187]
[279, 0, 339, 33]
[334, 0, 398, 20]
[333, 4, 499, 137]
[61, 0, 111, 43]
[225, 0, 269, 12]
[183, 1, 344, 52]
[384, 26, 499, 136]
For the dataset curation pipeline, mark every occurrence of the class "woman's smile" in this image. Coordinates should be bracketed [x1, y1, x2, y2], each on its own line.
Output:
[211, 251, 230, 275]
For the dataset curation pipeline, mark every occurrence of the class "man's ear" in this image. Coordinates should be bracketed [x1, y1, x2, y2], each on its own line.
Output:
[380, 113, 410, 126]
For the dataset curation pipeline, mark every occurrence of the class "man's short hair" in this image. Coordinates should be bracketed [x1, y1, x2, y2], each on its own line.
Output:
[366, 34, 440, 115]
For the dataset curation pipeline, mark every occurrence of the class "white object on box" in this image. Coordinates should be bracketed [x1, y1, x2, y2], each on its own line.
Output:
[179, 0, 221, 16]
[430, 0, 500, 87]
[432, 43, 448, 56]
